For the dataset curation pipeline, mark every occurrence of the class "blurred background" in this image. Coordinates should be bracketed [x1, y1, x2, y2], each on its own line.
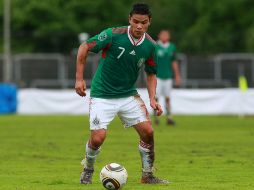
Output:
[0, 0, 254, 114]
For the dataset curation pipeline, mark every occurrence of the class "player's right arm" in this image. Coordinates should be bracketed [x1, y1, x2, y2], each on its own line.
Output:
[75, 28, 113, 97]
[172, 60, 181, 86]
[171, 44, 181, 86]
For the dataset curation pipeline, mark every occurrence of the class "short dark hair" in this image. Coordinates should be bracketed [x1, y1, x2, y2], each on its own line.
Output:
[159, 29, 171, 34]
[129, 3, 152, 18]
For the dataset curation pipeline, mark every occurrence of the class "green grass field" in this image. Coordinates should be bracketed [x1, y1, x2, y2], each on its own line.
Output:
[0, 115, 254, 190]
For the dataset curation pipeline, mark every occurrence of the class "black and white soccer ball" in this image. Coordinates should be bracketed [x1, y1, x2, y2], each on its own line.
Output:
[100, 163, 128, 190]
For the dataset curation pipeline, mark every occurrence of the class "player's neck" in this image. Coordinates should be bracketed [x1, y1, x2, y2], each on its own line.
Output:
[128, 26, 145, 46]
[158, 40, 170, 48]
[129, 28, 142, 41]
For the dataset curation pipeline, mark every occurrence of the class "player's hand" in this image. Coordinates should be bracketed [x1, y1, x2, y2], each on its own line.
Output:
[175, 76, 182, 87]
[75, 79, 86, 97]
[150, 99, 163, 116]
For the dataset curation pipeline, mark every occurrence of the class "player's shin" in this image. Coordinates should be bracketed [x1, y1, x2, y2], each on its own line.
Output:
[139, 140, 170, 184]
[138, 140, 154, 173]
[165, 98, 175, 125]
[165, 101, 171, 119]
[81, 141, 101, 169]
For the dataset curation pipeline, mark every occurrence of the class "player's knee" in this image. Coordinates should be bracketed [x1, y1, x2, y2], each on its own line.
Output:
[146, 128, 154, 138]
[89, 129, 106, 148]
[90, 136, 105, 148]
[142, 127, 154, 142]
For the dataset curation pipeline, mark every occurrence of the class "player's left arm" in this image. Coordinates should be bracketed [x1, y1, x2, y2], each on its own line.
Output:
[145, 51, 163, 116]
[172, 46, 181, 86]
[172, 60, 181, 86]
[146, 73, 163, 116]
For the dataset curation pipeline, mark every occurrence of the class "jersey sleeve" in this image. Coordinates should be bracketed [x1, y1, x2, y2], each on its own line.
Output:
[86, 28, 112, 53]
[144, 50, 157, 74]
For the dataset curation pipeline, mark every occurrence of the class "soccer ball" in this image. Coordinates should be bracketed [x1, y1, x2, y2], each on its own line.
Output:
[100, 163, 128, 190]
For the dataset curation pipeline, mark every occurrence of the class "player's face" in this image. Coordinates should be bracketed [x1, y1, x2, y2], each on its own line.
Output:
[129, 14, 151, 39]
[158, 31, 170, 43]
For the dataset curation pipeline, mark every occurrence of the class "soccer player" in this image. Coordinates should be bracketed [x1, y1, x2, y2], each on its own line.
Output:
[154, 30, 181, 125]
[75, 3, 169, 185]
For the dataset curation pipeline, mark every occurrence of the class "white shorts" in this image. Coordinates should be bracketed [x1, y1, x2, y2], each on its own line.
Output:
[89, 95, 150, 130]
[156, 78, 173, 98]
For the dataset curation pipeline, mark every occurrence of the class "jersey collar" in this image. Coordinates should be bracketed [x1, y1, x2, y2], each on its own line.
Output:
[127, 26, 146, 46]
[158, 40, 170, 48]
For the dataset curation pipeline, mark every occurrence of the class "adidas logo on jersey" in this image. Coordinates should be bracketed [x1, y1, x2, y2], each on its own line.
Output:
[129, 50, 136, 55]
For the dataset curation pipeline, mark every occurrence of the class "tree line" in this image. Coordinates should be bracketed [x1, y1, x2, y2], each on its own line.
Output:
[0, 0, 253, 54]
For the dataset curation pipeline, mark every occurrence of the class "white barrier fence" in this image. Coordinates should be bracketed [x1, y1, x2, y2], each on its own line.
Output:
[18, 88, 254, 115]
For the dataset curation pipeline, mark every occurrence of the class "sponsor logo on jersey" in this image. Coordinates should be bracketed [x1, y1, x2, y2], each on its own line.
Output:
[129, 50, 136, 55]
[98, 31, 107, 41]
[137, 58, 145, 68]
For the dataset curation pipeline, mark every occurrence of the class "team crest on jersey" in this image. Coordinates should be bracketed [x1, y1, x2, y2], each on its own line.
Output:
[137, 58, 145, 68]
[158, 50, 164, 57]
[98, 31, 107, 41]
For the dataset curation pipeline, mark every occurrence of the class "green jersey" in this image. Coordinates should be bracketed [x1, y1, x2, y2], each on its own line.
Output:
[86, 26, 157, 98]
[156, 41, 177, 79]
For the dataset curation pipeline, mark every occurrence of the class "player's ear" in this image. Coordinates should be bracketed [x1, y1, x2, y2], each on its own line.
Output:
[128, 15, 131, 24]
[148, 18, 152, 26]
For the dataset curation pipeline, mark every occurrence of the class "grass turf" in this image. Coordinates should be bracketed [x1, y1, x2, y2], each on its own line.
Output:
[0, 115, 254, 190]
